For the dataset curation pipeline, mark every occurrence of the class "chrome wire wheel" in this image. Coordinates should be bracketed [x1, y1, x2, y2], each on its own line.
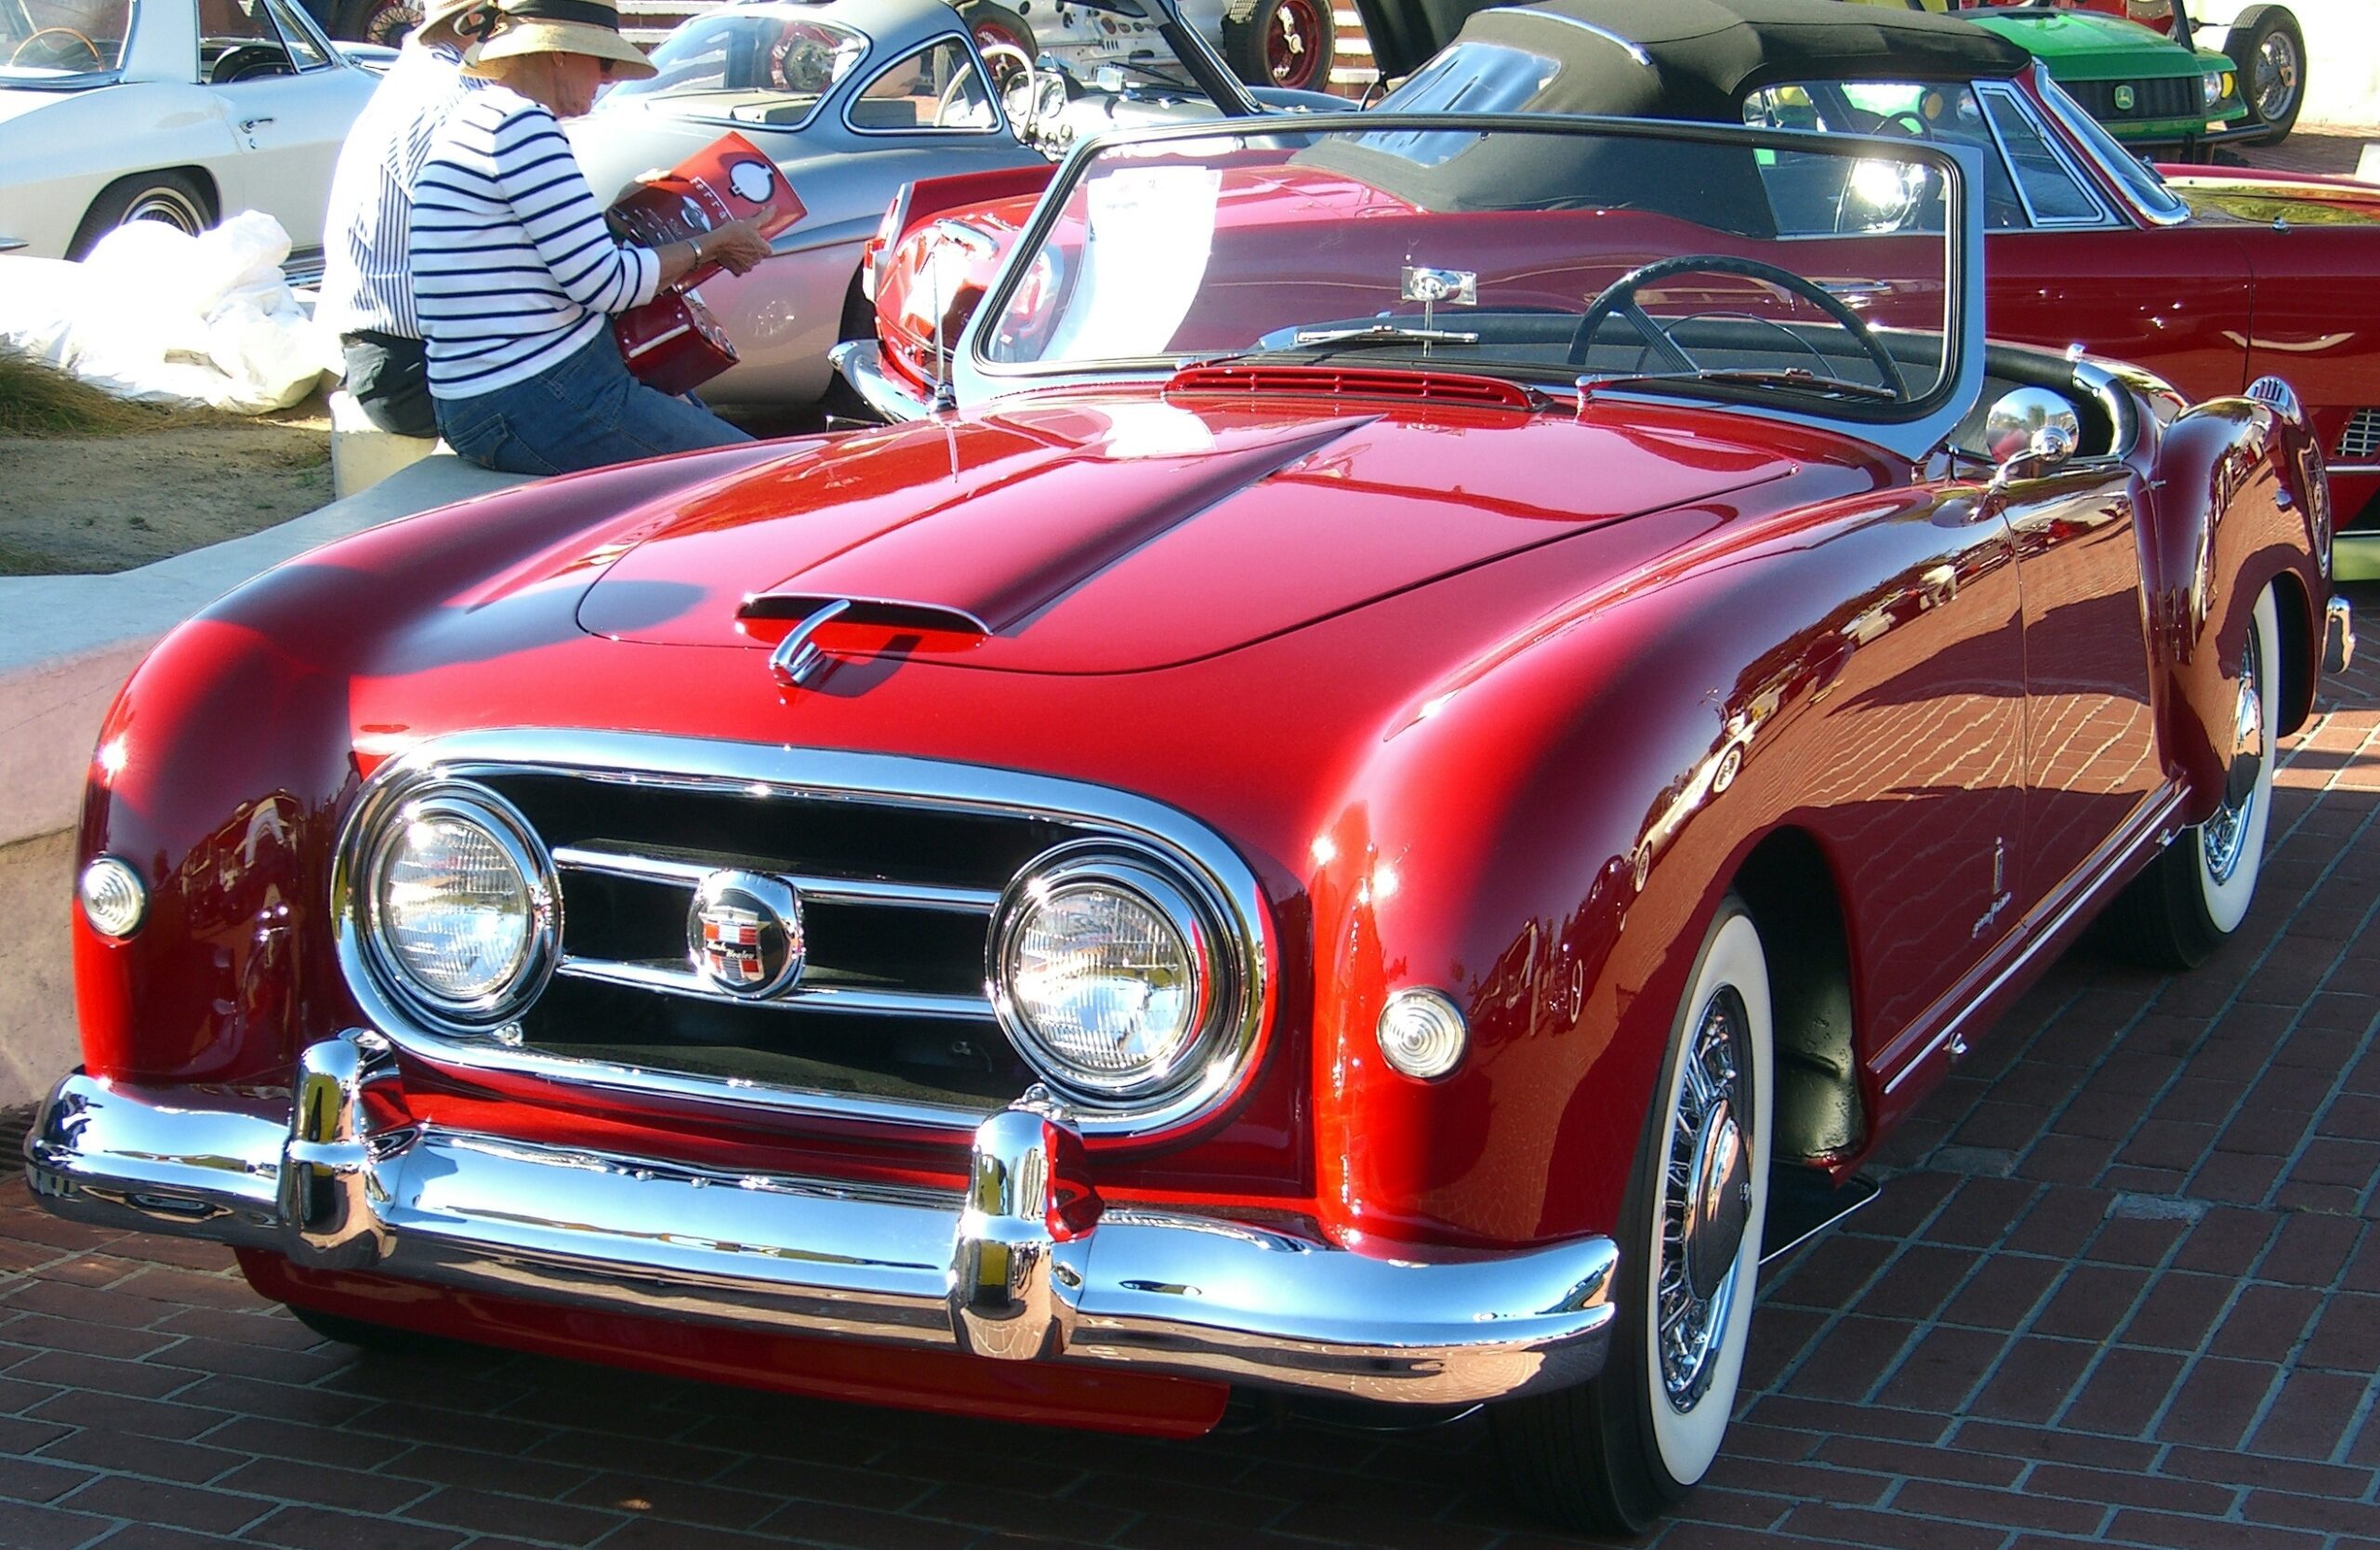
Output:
[1654, 986, 1753, 1411]
[2201, 613, 2264, 888]
[1639, 905, 1772, 1486]
[2194, 584, 2279, 937]
[2253, 30, 2300, 125]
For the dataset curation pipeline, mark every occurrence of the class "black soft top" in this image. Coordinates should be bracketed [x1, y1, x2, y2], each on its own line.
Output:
[1358, 0, 2033, 96]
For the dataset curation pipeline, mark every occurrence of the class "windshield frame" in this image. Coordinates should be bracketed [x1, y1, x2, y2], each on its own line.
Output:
[953, 112, 1987, 462]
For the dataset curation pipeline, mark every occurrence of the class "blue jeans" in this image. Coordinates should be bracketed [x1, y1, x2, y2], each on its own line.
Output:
[433, 327, 752, 476]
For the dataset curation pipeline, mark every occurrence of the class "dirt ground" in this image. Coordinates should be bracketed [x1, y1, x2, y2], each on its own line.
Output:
[0, 399, 334, 576]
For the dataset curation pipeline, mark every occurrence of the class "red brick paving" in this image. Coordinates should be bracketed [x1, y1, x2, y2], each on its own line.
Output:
[0, 583, 2373, 1549]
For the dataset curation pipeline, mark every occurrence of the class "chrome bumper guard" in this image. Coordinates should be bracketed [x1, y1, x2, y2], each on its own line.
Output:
[826, 339, 933, 425]
[24, 1034, 1618, 1406]
[2326, 595, 2357, 676]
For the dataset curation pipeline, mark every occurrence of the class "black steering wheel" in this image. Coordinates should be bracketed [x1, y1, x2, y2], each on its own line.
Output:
[1566, 253, 1908, 401]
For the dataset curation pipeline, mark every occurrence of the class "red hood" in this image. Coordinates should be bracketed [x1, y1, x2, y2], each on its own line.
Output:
[575, 392, 1802, 673]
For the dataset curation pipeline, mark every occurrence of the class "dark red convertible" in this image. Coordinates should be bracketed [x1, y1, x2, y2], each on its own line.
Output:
[29, 113, 2352, 1530]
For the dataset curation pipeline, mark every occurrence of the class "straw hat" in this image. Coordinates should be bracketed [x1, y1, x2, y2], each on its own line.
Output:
[459, 0, 656, 81]
[415, 0, 496, 50]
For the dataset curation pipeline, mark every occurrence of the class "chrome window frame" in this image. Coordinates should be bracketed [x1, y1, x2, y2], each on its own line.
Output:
[331, 729, 1278, 1144]
[258, 0, 338, 73]
[1974, 80, 2119, 231]
[840, 30, 1008, 139]
[2025, 62, 2192, 229]
[596, 9, 871, 136]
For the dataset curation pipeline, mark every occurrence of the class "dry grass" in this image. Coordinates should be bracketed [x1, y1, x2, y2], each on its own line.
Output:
[0, 351, 223, 439]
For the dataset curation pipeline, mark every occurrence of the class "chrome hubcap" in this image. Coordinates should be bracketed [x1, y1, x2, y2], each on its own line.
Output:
[2255, 35, 2299, 121]
[1658, 985, 1752, 1411]
[2204, 623, 2264, 884]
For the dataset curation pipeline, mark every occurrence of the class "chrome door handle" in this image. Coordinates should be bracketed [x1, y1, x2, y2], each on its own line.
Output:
[240, 116, 275, 131]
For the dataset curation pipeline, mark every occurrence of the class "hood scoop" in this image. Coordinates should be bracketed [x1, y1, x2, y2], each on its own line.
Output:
[737, 594, 991, 684]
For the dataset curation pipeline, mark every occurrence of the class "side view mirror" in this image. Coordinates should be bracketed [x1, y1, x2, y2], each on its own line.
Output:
[1985, 387, 2081, 483]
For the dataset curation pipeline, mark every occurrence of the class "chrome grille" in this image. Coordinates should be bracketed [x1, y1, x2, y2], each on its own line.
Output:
[334, 732, 1275, 1137]
[2338, 408, 2380, 463]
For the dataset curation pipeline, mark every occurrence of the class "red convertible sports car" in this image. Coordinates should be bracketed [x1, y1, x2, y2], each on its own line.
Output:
[844, 0, 2380, 581]
[27, 113, 2354, 1530]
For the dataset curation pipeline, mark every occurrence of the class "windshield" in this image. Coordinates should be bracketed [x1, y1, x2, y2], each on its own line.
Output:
[601, 6, 869, 127]
[977, 117, 1969, 423]
[1, 0, 132, 82]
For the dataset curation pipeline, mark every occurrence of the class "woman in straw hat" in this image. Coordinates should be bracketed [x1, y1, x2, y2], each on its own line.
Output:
[318, 0, 499, 437]
[407, 0, 774, 474]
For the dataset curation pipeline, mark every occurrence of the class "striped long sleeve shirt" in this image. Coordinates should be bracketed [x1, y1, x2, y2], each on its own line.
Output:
[409, 86, 661, 399]
[315, 40, 478, 341]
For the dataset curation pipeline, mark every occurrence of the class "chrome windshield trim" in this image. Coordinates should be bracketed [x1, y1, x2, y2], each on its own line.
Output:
[553, 841, 1001, 912]
[2026, 62, 2192, 229]
[954, 112, 1988, 466]
[333, 731, 1278, 1143]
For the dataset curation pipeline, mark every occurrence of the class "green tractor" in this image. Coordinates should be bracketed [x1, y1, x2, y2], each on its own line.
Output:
[1847, 0, 2279, 153]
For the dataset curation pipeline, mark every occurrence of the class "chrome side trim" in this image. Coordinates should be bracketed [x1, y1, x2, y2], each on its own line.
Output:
[556, 954, 999, 1021]
[331, 731, 1278, 1143]
[1883, 787, 2185, 1095]
[28, 1052, 1619, 1407]
[2325, 462, 2380, 477]
[552, 842, 1001, 913]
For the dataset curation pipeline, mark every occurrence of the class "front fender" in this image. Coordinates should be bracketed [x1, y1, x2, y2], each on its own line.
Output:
[72, 444, 797, 1087]
[2140, 395, 2328, 824]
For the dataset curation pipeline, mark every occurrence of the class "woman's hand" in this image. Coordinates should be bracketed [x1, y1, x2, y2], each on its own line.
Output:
[699, 219, 774, 276]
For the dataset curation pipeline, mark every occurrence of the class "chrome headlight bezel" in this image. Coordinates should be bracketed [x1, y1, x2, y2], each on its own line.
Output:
[350, 779, 560, 1033]
[987, 841, 1244, 1108]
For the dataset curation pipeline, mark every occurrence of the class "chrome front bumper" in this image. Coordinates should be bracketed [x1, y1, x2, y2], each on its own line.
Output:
[25, 1034, 1618, 1407]
[826, 339, 933, 425]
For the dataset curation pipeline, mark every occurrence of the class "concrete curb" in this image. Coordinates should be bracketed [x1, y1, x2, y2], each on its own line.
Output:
[0, 455, 522, 1110]
[0, 456, 523, 851]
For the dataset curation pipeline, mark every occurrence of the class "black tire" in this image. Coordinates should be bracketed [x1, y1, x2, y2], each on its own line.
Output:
[333, 0, 420, 46]
[2230, 6, 2306, 146]
[66, 170, 213, 260]
[1220, 0, 1334, 92]
[1493, 899, 1773, 1534]
[958, 0, 1036, 70]
[2098, 583, 2281, 971]
[284, 1302, 442, 1353]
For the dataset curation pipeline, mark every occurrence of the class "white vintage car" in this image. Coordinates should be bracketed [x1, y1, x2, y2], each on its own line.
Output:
[0, 0, 377, 265]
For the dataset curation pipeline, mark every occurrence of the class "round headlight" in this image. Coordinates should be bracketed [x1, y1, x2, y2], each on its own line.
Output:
[989, 847, 1226, 1103]
[2202, 69, 2226, 109]
[361, 785, 556, 1027]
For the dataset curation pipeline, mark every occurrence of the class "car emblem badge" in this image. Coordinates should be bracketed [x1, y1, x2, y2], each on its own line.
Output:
[2113, 84, 2137, 112]
[687, 870, 805, 999]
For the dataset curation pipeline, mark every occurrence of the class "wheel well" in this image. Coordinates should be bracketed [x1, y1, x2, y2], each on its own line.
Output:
[113, 166, 218, 219]
[2268, 566, 2314, 737]
[1732, 828, 1862, 1165]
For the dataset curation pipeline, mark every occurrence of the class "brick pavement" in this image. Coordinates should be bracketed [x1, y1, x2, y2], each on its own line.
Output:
[0, 583, 2373, 1550]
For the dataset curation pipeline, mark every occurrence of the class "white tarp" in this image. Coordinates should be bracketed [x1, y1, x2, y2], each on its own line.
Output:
[0, 212, 337, 413]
